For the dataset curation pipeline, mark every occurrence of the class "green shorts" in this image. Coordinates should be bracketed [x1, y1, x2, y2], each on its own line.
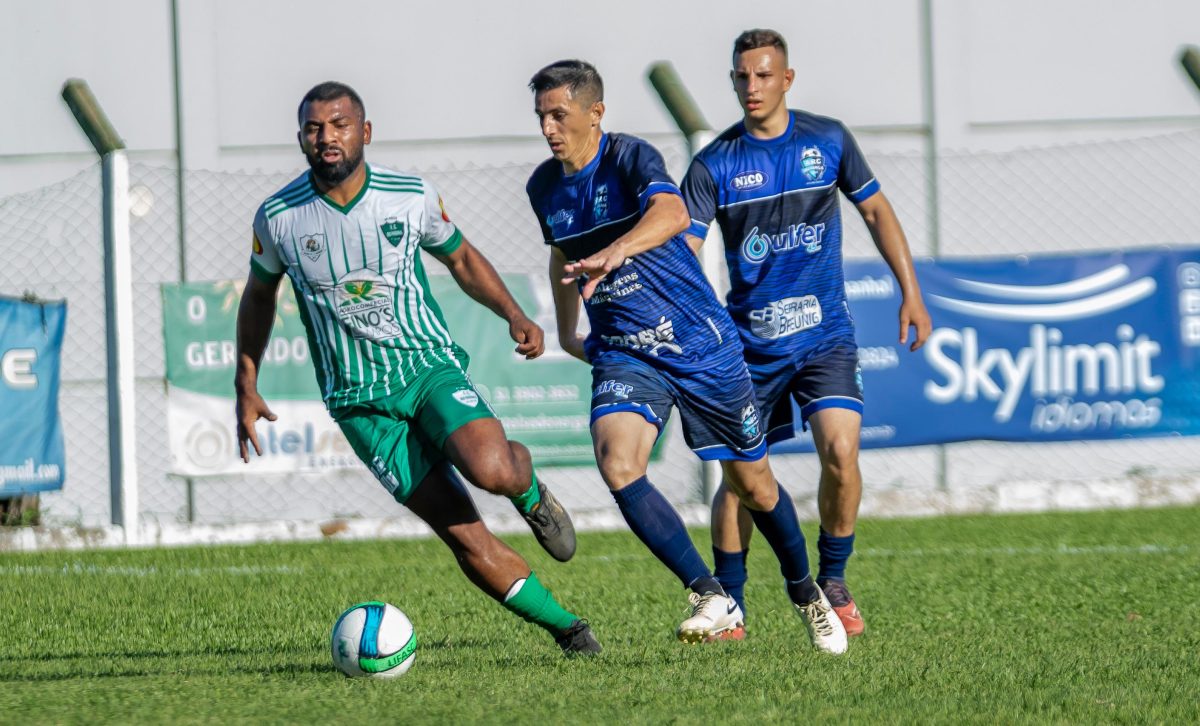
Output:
[332, 361, 495, 504]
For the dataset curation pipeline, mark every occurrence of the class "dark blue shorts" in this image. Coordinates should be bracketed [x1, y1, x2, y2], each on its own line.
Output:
[589, 351, 767, 461]
[747, 339, 864, 445]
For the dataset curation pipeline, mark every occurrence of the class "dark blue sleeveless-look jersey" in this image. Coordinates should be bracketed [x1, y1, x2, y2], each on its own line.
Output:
[527, 132, 742, 373]
[682, 110, 880, 362]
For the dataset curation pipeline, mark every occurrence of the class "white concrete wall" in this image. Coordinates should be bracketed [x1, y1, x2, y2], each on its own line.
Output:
[4, 0, 1199, 198]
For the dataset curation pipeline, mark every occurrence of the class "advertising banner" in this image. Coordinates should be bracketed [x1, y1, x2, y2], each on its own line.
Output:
[0, 297, 67, 494]
[162, 274, 597, 476]
[775, 248, 1200, 452]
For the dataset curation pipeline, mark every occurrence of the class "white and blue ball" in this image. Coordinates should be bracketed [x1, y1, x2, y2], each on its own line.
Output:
[330, 601, 417, 678]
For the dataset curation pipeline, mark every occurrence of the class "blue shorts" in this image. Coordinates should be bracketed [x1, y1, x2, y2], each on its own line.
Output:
[747, 339, 864, 445]
[589, 351, 767, 461]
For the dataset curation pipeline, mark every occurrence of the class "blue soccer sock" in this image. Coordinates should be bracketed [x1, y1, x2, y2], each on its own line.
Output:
[612, 476, 713, 590]
[713, 547, 749, 616]
[817, 528, 856, 583]
[747, 482, 818, 603]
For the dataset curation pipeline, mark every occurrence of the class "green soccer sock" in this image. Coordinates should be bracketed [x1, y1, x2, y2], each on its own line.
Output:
[502, 571, 578, 634]
[508, 470, 542, 515]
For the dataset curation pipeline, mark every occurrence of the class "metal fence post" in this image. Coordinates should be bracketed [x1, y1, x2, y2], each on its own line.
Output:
[61, 79, 140, 544]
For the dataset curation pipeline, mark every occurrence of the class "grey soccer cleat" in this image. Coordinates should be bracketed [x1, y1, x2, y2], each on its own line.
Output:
[520, 480, 577, 562]
[555, 619, 602, 657]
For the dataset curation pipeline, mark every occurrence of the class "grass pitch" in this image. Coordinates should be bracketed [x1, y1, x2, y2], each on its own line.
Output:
[1, 505, 1197, 724]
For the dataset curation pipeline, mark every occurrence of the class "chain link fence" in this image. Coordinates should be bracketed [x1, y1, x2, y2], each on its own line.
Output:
[3, 130, 1199, 528]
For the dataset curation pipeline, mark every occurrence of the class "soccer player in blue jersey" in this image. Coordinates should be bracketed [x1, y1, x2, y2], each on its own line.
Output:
[682, 30, 933, 637]
[526, 60, 848, 653]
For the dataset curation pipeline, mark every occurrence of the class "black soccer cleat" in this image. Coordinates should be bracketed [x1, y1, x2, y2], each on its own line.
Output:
[555, 619, 601, 657]
[520, 481, 577, 562]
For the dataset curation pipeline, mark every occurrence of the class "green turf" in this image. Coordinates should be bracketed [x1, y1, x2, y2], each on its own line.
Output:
[1, 505, 1197, 724]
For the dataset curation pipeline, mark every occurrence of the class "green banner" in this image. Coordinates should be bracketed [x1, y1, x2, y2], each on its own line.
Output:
[162, 274, 603, 468]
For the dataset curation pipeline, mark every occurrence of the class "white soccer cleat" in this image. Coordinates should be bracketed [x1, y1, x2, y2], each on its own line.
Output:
[794, 586, 849, 655]
[677, 591, 744, 644]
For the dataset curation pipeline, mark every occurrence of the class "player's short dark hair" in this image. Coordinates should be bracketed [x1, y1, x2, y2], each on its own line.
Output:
[528, 60, 604, 105]
[297, 81, 366, 126]
[732, 29, 789, 63]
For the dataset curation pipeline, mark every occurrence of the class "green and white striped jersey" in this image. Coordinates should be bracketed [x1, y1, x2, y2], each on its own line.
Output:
[250, 164, 468, 409]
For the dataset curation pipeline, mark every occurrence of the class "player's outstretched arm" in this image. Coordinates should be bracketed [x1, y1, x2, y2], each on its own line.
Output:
[549, 246, 587, 363]
[562, 192, 690, 300]
[235, 271, 282, 462]
[855, 191, 933, 351]
[434, 238, 545, 359]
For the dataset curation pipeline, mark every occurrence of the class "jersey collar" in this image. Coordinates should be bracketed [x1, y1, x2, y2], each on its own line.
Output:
[310, 163, 372, 215]
[739, 112, 795, 148]
[562, 132, 608, 182]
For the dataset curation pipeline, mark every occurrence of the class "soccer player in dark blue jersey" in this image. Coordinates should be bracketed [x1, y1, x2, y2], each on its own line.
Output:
[526, 59, 848, 653]
[682, 29, 933, 638]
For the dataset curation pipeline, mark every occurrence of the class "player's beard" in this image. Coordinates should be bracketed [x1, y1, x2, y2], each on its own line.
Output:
[308, 146, 363, 186]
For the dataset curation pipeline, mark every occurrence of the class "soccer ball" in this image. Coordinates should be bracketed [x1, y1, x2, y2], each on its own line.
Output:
[330, 601, 418, 678]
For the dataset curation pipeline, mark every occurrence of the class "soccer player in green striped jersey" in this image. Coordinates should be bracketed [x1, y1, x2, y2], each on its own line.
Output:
[235, 81, 599, 656]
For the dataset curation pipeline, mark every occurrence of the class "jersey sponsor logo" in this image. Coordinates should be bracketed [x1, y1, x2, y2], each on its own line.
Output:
[800, 146, 826, 182]
[369, 456, 401, 494]
[546, 209, 575, 228]
[740, 403, 761, 440]
[587, 268, 641, 305]
[380, 218, 406, 247]
[438, 195, 451, 223]
[593, 184, 609, 223]
[748, 296, 823, 339]
[594, 379, 633, 399]
[300, 233, 326, 262]
[252, 232, 264, 255]
[452, 388, 479, 407]
[601, 316, 683, 357]
[730, 170, 768, 192]
[334, 270, 401, 339]
[739, 223, 826, 263]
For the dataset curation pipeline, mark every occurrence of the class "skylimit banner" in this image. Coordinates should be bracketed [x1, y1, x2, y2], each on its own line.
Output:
[0, 297, 66, 494]
[162, 275, 596, 476]
[775, 248, 1200, 453]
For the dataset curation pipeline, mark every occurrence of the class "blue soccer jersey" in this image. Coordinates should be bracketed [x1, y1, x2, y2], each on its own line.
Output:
[682, 110, 880, 361]
[527, 132, 742, 374]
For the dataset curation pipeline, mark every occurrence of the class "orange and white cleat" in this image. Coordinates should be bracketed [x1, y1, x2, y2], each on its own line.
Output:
[820, 579, 865, 637]
[703, 623, 746, 643]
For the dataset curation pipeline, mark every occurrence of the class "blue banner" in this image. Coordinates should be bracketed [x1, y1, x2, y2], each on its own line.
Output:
[775, 248, 1200, 452]
[0, 297, 67, 493]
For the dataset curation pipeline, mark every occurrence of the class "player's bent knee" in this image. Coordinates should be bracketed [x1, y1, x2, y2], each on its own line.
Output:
[458, 451, 524, 495]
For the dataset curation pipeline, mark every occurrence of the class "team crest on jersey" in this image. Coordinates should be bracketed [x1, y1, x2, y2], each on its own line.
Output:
[740, 404, 761, 440]
[452, 389, 480, 407]
[800, 146, 826, 182]
[730, 170, 767, 191]
[300, 233, 326, 261]
[593, 184, 609, 223]
[380, 218, 406, 247]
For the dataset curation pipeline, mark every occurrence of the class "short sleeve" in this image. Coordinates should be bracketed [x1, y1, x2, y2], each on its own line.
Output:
[525, 174, 556, 244]
[680, 157, 718, 239]
[837, 123, 880, 204]
[615, 137, 683, 213]
[418, 180, 464, 255]
[250, 205, 284, 283]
